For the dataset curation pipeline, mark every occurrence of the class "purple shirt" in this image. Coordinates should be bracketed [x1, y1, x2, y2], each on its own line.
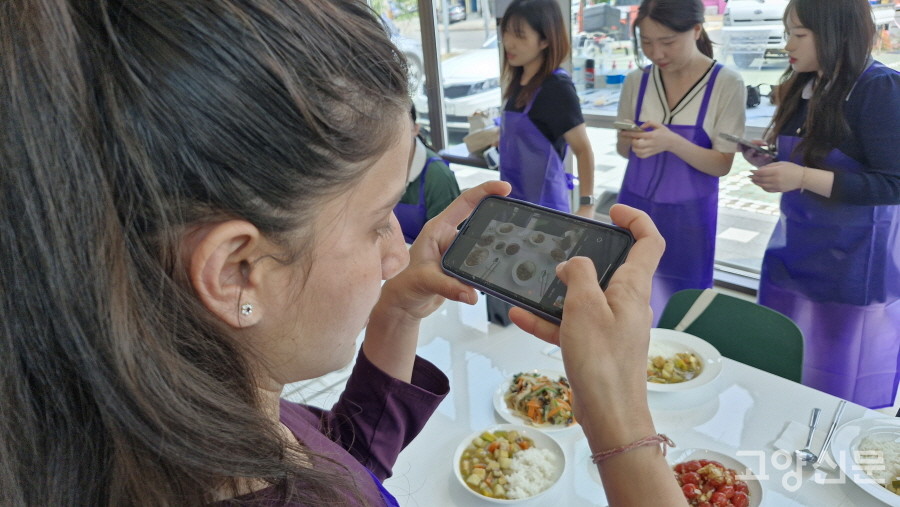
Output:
[220, 350, 449, 505]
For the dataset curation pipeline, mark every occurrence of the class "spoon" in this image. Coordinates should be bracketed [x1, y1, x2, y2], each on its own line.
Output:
[795, 407, 821, 465]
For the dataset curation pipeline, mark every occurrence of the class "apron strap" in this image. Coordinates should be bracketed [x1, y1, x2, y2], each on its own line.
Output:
[418, 157, 441, 206]
[634, 65, 652, 120]
[523, 69, 568, 114]
[695, 63, 723, 126]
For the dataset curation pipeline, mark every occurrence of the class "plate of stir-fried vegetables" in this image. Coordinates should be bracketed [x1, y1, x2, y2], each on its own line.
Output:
[494, 370, 577, 431]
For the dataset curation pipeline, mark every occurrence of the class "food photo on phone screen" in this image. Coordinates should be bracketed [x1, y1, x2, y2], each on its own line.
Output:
[441, 197, 633, 322]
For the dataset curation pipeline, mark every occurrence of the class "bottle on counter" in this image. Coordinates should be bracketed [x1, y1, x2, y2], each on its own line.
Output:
[605, 60, 625, 90]
[585, 58, 595, 90]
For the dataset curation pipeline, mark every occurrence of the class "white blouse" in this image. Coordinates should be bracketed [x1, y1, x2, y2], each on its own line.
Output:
[616, 62, 747, 154]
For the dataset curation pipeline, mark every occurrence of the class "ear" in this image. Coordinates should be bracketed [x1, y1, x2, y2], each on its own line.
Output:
[540, 38, 550, 51]
[693, 24, 702, 40]
[187, 220, 265, 328]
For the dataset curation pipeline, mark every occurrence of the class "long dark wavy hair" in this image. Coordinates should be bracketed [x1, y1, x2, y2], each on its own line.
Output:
[631, 0, 714, 67]
[766, 0, 875, 166]
[500, 0, 571, 109]
[0, 0, 408, 505]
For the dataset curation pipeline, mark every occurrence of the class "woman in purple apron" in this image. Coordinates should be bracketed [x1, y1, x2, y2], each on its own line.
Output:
[394, 155, 456, 243]
[499, 71, 574, 212]
[616, 0, 746, 322]
[498, 0, 596, 217]
[395, 107, 461, 243]
[746, 0, 900, 408]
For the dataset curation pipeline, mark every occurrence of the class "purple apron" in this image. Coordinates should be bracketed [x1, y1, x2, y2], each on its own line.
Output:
[618, 64, 723, 324]
[499, 69, 575, 212]
[759, 114, 900, 408]
[394, 157, 441, 243]
[366, 469, 400, 507]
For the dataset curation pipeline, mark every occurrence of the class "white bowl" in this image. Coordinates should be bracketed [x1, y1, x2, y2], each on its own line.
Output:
[511, 259, 538, 286]
[453, 424, 566, 503]
[647, 328, 724, 392]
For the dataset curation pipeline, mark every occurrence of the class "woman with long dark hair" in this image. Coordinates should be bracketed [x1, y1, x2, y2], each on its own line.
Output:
[615, 0, 746, 322]
[499, 0, 596, 217]
[0, 0, 686, 504]
[744, 0, 900, 409]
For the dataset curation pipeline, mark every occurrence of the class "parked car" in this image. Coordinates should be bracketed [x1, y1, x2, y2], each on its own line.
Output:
[448, 4, 467, 23]
[722, 0, 896, 68]
[382, 15, 424, 91]
[721, 0, 789, 68]
[414, 36, 501, 143]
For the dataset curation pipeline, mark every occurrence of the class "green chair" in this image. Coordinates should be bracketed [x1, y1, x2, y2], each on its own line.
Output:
[656, 289, 805, 383]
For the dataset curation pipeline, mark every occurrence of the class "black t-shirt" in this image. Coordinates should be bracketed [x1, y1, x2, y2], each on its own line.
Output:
[504, 72, 584, 159]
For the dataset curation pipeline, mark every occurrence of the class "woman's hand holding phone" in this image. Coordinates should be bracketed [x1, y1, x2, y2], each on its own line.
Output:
[379, 181, 512, 320]
[507, 204, 670, 463]
[624, 120, 676, 159]
[740, 143, 776, 168]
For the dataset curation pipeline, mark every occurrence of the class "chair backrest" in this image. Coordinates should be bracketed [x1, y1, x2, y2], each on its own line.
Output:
[657, 289, 804, 383]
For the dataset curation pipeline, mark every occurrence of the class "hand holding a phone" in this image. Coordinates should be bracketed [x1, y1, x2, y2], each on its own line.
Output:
[507, 203, 661, 362]
[622, 120, 678, 159]
[738, 139, 776, 167]
[365, 181, 511, 381]
[381, 180, 512, 320]
[508, 204, 681, 503]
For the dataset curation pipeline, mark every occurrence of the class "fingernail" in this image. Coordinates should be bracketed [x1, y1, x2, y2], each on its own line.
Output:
[459, 292, 471, 304]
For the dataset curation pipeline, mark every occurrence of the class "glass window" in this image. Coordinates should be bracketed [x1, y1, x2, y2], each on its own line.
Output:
[570, 0, 900, 279]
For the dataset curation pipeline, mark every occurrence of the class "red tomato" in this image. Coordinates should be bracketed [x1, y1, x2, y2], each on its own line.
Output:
[682, 483, 702, 500]
[698, 502, 712, 507]
[699, 459, 712, 466]
[684, 460, 703, 473]
[731, 491, 750, 507]
[717, 484, 735, 499]
[710, 492, 728, 506]
[734, 481, 749, 494]
[681, 472, 702, 485]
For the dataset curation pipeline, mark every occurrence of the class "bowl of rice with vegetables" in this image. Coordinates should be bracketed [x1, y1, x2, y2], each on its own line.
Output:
[453, 424, 565, 503]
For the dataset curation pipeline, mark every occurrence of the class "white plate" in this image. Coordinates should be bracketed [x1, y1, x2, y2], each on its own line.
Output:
[453, 423, 566, 504]
[511, 259, 538, 286]
[667, 448, 764, 507]
[832, 417, 900, 506]
[647, 328, 724, 392]
[493, 370, 578, 432]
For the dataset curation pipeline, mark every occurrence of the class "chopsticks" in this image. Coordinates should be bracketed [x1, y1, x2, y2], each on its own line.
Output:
[813, 399, 847, 469]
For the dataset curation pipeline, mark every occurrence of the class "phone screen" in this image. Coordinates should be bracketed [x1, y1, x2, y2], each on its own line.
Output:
[719, 132, 775, 156]
[441, 196, 634, 323]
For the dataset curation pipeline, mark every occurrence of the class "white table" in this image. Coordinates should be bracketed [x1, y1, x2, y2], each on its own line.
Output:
[375, 300, 893, 507]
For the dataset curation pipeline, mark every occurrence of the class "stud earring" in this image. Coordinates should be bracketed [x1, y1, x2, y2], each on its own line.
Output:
[240, 303, 254, 316]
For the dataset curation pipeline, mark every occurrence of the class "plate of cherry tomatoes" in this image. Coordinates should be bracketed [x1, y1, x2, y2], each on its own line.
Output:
[669, 448, 763, 507]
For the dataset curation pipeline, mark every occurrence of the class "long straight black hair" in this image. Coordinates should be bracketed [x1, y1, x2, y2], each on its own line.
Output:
[0, 0, 408, 505]
[767, 0, 875, 166]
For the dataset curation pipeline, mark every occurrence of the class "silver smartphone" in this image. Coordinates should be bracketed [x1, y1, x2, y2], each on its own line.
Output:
[613, 120, 644, 132]
[719, 132, 776, 157]
[441, 196, 634, 324]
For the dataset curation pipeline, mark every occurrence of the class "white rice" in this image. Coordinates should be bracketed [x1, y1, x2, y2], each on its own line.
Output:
[858, 435, 900, 495]
[505, 447, 558, 499]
